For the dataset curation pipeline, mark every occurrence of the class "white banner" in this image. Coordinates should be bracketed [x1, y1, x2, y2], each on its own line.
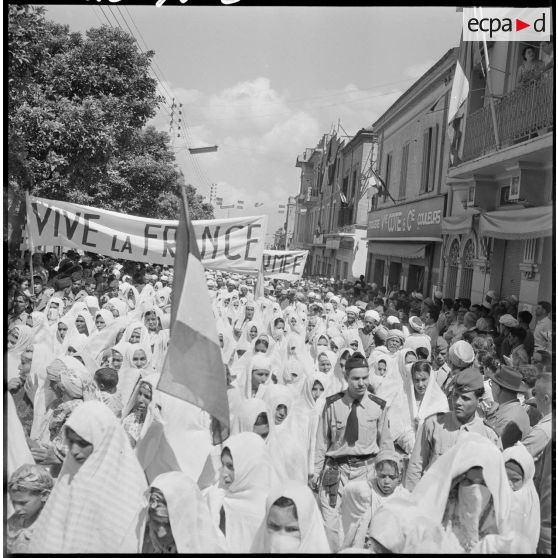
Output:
[262, 249, 308, 281]
[26, 196, 268, 274]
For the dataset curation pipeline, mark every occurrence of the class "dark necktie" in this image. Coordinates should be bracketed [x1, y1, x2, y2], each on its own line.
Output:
[219, 505, 226, 535]
[344, 399, 359, 446]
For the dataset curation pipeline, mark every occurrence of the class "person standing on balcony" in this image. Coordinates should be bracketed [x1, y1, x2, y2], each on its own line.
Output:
[516, 46, 544, 86]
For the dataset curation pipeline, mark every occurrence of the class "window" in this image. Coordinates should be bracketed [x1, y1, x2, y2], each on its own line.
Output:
[383, 152, 392, 201]
[352, 170, 357, 201]
[342, 176, 349, 200]
[398, 143, 410, 199]
[420, 125, 439, 193]
[500, 185, 510, 205]
[523, 238, 539, 264]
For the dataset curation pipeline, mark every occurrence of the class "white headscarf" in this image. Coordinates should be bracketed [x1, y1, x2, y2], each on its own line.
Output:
[27, 401, 147, 553]
[250, 481, 331, 553]
[43, 296, 64, 323]
[139, 471, 226, 553]
[118, 342, 154, 409]
[28, 311, 53, 346]
[283, 371, 330, 477]
[216, 317, 236, 366]
[411, 433, 518, 553]
[7, 325, 34, 380]
[52, 315, 87, 358]
[207, 432, 279, 553]
[502, 443, 540, 552]
[404, 361, 449, 433]
[233, 352, 273, 400]
[108, 297, 128, 319]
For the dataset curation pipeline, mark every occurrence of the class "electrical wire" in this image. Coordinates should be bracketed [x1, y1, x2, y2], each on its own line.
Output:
[97, 5, 214, 191]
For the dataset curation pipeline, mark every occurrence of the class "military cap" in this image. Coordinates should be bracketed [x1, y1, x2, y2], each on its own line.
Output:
[454, 367, 485, 392]
[345, 352, 368, 371]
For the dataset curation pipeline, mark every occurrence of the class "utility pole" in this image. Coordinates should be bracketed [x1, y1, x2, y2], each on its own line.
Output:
[209, 183, 218, 206]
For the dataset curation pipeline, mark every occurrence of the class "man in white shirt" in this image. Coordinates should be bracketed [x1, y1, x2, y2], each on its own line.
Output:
[533, 301, 552, 352]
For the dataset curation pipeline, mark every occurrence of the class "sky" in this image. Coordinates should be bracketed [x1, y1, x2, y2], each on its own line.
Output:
[42, 5, 463, 241]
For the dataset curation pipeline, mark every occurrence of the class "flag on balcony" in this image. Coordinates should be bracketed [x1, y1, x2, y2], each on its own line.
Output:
[157, 189, 230, 444]
[448, 32, 473, 128]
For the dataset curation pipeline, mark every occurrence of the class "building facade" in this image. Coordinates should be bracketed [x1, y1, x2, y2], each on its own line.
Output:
[294, 129, 376, 281]
[292, 138, 327, 274]
[366, 49, 457, 295]
[283, 196, 297, 249]
[441, 39, 553, 309]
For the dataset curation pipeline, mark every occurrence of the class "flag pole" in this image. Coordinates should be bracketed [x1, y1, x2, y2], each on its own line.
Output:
[475, 7, 500, 150]
[176, 183, 229, 446]
[179, 184, 191, 227]
[25, 191, 35, 289]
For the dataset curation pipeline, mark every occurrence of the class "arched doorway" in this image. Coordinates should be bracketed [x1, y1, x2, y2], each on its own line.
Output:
[446, 239, 460, 299]
[459, 239, 475, 299]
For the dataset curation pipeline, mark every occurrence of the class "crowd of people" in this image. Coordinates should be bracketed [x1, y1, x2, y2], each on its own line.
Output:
[6, 249, 554, 553]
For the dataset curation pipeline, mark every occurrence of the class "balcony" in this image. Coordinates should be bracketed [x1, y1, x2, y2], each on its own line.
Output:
[460, 69, 553, 163]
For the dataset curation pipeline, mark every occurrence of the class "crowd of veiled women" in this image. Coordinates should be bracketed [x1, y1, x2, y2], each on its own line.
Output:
[6, 250, 554, 553]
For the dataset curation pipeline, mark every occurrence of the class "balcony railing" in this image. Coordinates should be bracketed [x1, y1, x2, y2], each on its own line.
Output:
[461, 69, 553, 162]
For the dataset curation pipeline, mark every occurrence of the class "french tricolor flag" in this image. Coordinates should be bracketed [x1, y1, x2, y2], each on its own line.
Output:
[158, 189, 230, 443]
[448, 31, 473, 129]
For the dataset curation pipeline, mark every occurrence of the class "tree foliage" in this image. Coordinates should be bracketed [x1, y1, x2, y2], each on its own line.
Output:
[7, 4, 213, 248]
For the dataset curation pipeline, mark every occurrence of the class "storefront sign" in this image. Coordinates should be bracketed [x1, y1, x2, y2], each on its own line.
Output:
[367, 196, 445, 239]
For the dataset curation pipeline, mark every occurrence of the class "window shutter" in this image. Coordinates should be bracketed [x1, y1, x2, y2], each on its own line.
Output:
[427, 124, 439, 192]
[384, 153, 392, 201]
[398, 143, 409, 199]
[420, 129, 430, 193]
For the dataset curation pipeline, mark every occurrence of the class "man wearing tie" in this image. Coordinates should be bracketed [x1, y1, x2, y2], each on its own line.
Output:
[311, 352, 393, 552]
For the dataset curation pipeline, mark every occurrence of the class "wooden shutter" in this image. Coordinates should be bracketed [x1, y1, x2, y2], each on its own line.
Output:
[398, 143, 410, 199]
[420, 129, 430, 193]
[427, 124, 439, 192]
[384, 153, 392, 201]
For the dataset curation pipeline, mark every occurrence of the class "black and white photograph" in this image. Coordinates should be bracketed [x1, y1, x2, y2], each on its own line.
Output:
[6, 2, 554, 554]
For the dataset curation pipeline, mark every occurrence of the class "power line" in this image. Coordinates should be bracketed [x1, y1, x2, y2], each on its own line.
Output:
[96, 6, 171, 114]
[108, 6, 215, 191]
[98, 5, 114, 28]
[185, 86, 408, 125]
[198, 77, 420, 109]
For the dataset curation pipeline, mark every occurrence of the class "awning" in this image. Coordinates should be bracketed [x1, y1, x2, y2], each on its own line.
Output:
[368, 242, 426, 259]
[479, 206, 552, 240]
[442, 214, 473, 236]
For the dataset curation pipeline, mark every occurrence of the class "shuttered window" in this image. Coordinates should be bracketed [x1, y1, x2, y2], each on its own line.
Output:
[399, 143, 410, 199]
[384, 152, 392, 201]
[420, 125, 439, 193]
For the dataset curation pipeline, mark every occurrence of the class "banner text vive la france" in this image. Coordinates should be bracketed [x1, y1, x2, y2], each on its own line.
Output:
[26, 196, 268, 274]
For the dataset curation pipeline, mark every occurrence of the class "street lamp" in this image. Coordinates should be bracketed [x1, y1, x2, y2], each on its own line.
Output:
[188, 146, 218, 155]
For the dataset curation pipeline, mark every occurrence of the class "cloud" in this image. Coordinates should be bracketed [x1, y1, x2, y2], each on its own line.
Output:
[147, 76, 410, 237]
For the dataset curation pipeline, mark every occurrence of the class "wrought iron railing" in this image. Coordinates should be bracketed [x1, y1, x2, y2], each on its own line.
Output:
[461, 69, 553, 162]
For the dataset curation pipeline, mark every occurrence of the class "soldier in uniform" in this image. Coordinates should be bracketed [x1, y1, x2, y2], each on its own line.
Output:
[404, 367, 500, 491]
[310, 352, 393, 552]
